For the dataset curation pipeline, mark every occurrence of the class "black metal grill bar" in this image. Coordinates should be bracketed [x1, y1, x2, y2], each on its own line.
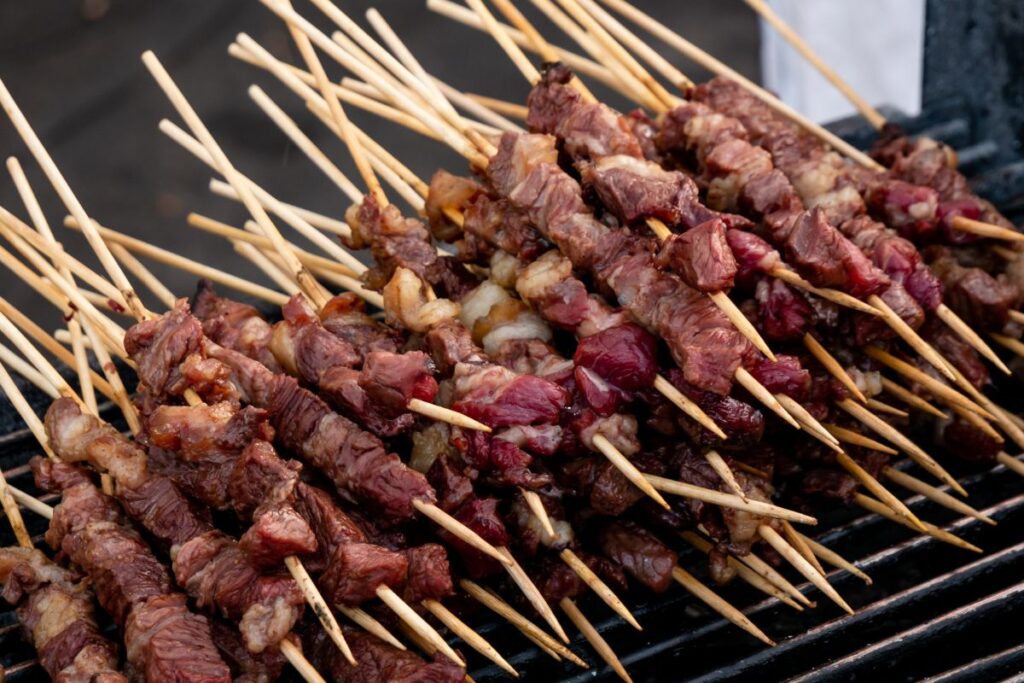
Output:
[923, 643, 1024, 683]
[794, 582, 1024, 682]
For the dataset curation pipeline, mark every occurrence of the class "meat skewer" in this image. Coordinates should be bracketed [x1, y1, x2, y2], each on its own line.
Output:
[741, 0, 1023, 245]
[0, 547, 130, 682]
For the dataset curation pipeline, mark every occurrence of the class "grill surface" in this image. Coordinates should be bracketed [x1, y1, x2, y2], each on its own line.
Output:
[2, 1, 1024, 681]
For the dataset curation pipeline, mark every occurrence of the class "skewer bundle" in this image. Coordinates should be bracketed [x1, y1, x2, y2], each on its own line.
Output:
[0, 1, 1020, 681]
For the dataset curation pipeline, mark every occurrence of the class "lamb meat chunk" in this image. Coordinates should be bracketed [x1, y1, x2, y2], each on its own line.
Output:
[239, 506, 319, 568]
[573, 323, 658, 397]
[756, 278, 813, 341]
[45, 398, 148, 490]
[599, 521, 677, 593]
[319, 292, 403, 354]
[766, 208, 890, 298]
[320, 542, 409, 606]
[726, 229, 782, 289]
[193, 279, 282, 373]
[663, 370, 765, 446]
[402, 544, 454, 603]
[117, 475, 214, 550]
[425, 170, 485, 242]
[656, 218, 738, 292]
[307, 627, 465, 683]
[747, 355, 811, 403]
[292, 482, 367, 571]
[123, 594, 231, 683]
[444, 498, 510, 579]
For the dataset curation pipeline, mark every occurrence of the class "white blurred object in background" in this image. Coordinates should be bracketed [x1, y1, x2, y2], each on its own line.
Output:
[760, 0, 925, 124]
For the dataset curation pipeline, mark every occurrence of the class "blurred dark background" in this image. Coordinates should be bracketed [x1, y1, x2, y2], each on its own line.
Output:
[0, 0, 758, 331]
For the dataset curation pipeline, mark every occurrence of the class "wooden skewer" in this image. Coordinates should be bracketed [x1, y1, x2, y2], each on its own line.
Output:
[835, 451, 927, 533]
[560, 548, 642, 630]
[864, 346, 991, 419]
[280, 640, 327, 683]
[880, 376, 947, 419]
[865, 398, 909, 418]
[110, 244, 177, 310]
[423, 599, 518, 676]
[769, 267, 880, 315]
[0, 77, 150, 320]
[855, 493, 982, 553]
[868, 295, 956, 380]
[63, 217, 289, 306]
[734, 367, 801, 429]
[498, 548, 570, 643]
[882, 466, 996, 526]
[157, 118, 366, 280]
[651, 375, 727, 440]
[704, 450, 747, 501]
[824, 424, 898, 455]
[958, 386, 1024, 453]
[594, 0, 882, 171]
[335, 605, 406, 650]
[412, 500, 510, 565]
[0, 343, 59, 400]
[732, 544, 814, 607]
[0, 296, 114, 400]
[464, 92, 529, 121]
[758, 525, 854, 614]
[426, 0, 623, 94]
[431, 79, 524, 133]
[7, 157, 97, 414]
[8, 484, 56, 519]
[0, 235, 126, 357]
[949, 215, 1024, 243]
[0, 360, 38, 547]
[405, 398, 493, 432]
[741, 0, 885, 128]
[375, 585, 464, 666]
[991, 332, 1024, 361]
[837, 398, 965, 495]
[678, 532, 804, 611]
[0, 210, 130, 310]
[209, 177, 351, 237]
[670, 566, 775, 646]
[1008, 309, 1024, 325]
[803, 333, 867, 403]
[950, 403, 1004, 443]
[592, 433, 670, 509]
[780, 520, 826, 576]
[644, 474, 817, 524]
[188, 211, 355, 276]
[234, 240, 302, 295]
[560, 598, 634, 682]
[143, 50, 329, 308]
[996, 451, 1024, 478]
[521, 488, 556, 538]
[798, 535, 873, 585]
[460, 580, 588, 668]
[774, 394, 841, 452]
[935, 304, 1010, 374]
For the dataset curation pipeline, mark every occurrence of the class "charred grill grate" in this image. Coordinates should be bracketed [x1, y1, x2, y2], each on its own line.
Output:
[2, 1, 1024, 681]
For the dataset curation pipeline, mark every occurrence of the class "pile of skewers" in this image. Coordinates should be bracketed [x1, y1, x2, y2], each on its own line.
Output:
[0, 0, 1021, 681]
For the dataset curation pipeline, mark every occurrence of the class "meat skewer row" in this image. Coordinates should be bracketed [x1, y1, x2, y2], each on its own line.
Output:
[573, 0, 1024, 401]
[0, 316, 329, 677]
[139, 47, 528, 566]
[222, 48, 834, 530]
[209, 33, 806, 663]
[671, 76, 1024, 451]
[372, 6, 995, 544]
[741, 0, 1024, 245]
[0, 546, 131, 682]
[225, 28, 738, 444]
[0, 61, 370, 668]
[240, 2, 859, 615]
[0, 383, 237, 682]
[252, 0, 804, 427]
[140, 54, 576, 639]
[0, 340, 479, 682]
[491, 7, 1011, 473]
